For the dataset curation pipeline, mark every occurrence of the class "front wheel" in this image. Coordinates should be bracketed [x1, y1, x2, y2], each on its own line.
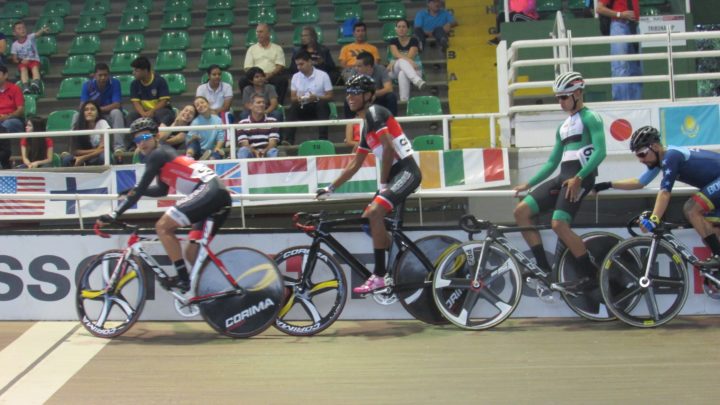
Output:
[75, 250, 147, 338]
[432, 241, 523, 330]
[197, 247, 284, 338]
[273, 246, 347, 336]
[600, 237, 689, 328]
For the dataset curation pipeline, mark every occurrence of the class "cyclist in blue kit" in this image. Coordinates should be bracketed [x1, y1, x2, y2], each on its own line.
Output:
[594, 125, 720, 267]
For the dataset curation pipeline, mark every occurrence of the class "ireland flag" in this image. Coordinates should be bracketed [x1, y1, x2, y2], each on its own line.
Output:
[417, 149, 509, 190]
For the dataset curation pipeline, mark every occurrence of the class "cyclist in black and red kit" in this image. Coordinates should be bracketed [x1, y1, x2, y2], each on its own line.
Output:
[316, 74, 421, 294]
[96, 118, 232, 292]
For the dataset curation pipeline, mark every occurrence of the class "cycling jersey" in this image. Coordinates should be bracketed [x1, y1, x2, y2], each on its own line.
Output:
[357, 105, 413, 167]
[116, 144, 218, 217]
[528, 107, 606, 187]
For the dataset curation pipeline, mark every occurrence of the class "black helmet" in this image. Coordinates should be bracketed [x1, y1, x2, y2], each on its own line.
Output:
[129, 117, 158, 136]
[346, 74, 375, 95]
[629, 125, 660, 152]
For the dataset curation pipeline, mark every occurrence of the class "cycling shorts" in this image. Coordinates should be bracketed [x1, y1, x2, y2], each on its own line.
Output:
[167, 177, 232, 233]
[523, 161, 595, 223]
[372, 157, 422, 212]
[692, 175, 720, 224]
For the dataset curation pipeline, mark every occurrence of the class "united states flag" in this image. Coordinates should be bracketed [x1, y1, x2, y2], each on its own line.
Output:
[0, 176, 46, 215]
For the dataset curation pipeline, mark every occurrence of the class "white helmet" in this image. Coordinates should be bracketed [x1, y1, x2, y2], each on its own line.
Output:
[552, 71, 585, 95]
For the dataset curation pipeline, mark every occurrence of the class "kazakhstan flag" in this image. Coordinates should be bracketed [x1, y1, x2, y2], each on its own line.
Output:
[660, 104, 720, 146]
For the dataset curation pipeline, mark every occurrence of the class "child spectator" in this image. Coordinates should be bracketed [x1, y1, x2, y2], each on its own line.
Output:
[62, 101, 109, 166]
[10, 21, 50, 95]
[18, 117, 53, 169]
[388, 19, 426, 102]
[240, 67, 283, 122]
[186, 96, 225, 161]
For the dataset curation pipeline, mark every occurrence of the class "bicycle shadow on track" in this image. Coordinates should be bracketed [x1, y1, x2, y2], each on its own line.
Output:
[103, 322, 287, 345]
[504, 316, 720, 333]
[330, 321, 433, 340]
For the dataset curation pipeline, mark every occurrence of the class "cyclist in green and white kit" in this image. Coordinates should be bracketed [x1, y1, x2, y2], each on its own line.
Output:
[513, 71, 607, 295]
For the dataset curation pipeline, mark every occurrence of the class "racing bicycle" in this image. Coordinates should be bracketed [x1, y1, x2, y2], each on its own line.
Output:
[431, 215, 623, 330]
[76, 209, 285, 338]
[272, 203, 460, 336]
[599, 213, 720, 328]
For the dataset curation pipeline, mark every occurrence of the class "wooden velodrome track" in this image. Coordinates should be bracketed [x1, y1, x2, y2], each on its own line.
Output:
[2, 317, 720, 404]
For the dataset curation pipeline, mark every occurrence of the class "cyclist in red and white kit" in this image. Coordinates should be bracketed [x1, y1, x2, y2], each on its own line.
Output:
[316, 74, 422, 294]
[97, 118, 232, 292]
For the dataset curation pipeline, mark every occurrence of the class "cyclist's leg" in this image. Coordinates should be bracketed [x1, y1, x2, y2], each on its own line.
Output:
[514, 178, 560, 273]
[685, 184, 720, 264]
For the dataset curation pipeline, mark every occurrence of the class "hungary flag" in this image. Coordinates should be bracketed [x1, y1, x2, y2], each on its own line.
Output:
[316, 154, 378, 193]
[417, 148, 508, 189]
[245, 158, 314, 194]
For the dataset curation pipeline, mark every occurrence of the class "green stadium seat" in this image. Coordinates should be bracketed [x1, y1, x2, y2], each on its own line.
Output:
[336, 26, 355, 45]
[35, 16, 64, 35]
[42, 1, 71, 17]
[126, 0, 152, 12]
[162, 73, 187, 95]
[58, 77, 87, 99]
[298, 140, 336, 156]
[47, 110, 76, 132]
[114, 33, 145, 53]
[164, 0, 192, 11]
[293, 25, 323, 46]
[161, 11, 191, 30]
[159, 31, 190, 50]
[328, 103, 338, 120]
[200, 71, 234, 87]
[40, 57, 50, 76]
[407, 96, 442, 116]
[114, 75, 134, 97]
[81, 3, 109, 15]
[332, 0, 359, 4]
[24, 95, 37, 118]
[119, 11, 149, 32]
[205, 10, 235, 27]
[412, 135, 443, 151]
[0, 19, 14, 36]
[334, 3, 363, 22]
[110, 52, 138, 74]
[290, 0, 317, 5]
[203, 29, 233, 49]
[2, 2, 29, 19]
[249, 0, 277, 5]
[75, 15, 107, 34]
[155, 50, 187, 72]
[245, 27, 276, 47]
[382, 22, 397, 42]
[62, 55, 95, 76]
[641, 7, 661, 16]
[249, 6, 278, 25]
[36, 36, 58, 57]
[84, 0, 110, 13]
[52, 153, 62, 168]
[208, 0, 235, 10]
[536, 0, 562, 12]
[377, 2, 406, 21]
[291, 5, 320, 24]
[199, 48, 232, 70]
[69, 34, 101, 55]
[567, 0, 587, 10]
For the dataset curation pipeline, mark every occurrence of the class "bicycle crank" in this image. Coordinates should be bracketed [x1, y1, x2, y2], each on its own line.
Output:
[174, 298, 200, 317]
[702, 273, 720, 300]
[526, 277, 555, 303]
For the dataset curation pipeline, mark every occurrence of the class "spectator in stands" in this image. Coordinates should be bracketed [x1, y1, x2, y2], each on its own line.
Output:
[126, 56, 176, 128]
[338, 22, 380, 82]
[597, 0, 642, 100]
[243, 23, 289, 104]
[0, 126, 10, 169]
[62, 100, 109, 166]
[0, 31, 6, 66]
[0, 64, 25, 136]
[414, 0, 458, 53]
[290, 26, 340, 85]
[488, 0, 538, 46]
[237, 94, 279, 159]
[158, 104, 197, 149]
[186, 96, 225, 161]
[75, 63, 126, 154]
[196, 64, 233, 124]
[17, 117, 53, 169]
[283, 50, 333, 145]
[10, 21, 49, 95]
[388, 19, 426, 102]
[239, 67, 283, 122]
[344, 51, 397, 117]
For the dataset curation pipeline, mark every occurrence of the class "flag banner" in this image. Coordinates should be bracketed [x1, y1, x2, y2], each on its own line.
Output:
[660, 104, 720, 147]
[0, 149, 510, 220]
[597, 108, 653, 151]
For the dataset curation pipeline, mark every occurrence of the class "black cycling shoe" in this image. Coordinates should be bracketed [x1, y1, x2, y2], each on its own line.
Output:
[551, 277, 596, 297]
[697, 255, 720, 269]
[167, 276, 190, 293]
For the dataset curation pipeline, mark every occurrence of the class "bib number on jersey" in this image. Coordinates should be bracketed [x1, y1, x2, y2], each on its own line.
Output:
[577, 145, 594, 166]
[392, 135, 413, 159]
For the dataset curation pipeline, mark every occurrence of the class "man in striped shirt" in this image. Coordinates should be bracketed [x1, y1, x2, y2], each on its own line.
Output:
[236, 93, 279, 159]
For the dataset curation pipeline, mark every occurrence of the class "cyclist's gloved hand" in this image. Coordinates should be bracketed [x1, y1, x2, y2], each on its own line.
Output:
[639, 211, 660, 232]
[593, 182, 612, 193]
[316, 184, 335, 200]
[98, 212, 118, 225]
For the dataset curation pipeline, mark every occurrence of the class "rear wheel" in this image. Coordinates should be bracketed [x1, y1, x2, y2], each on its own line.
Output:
[600, 237, 688, 328]
[76, 250, 146, 338]
[432, 241, 523, 330]
[393, 235, 461, 325]
[197, 247, 284, 338]
[273, 246, 347, 336]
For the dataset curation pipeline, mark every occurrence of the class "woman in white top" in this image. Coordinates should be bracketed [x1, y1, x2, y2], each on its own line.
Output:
[196, 64, 233, 123]
[63, 100, 110, 166]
